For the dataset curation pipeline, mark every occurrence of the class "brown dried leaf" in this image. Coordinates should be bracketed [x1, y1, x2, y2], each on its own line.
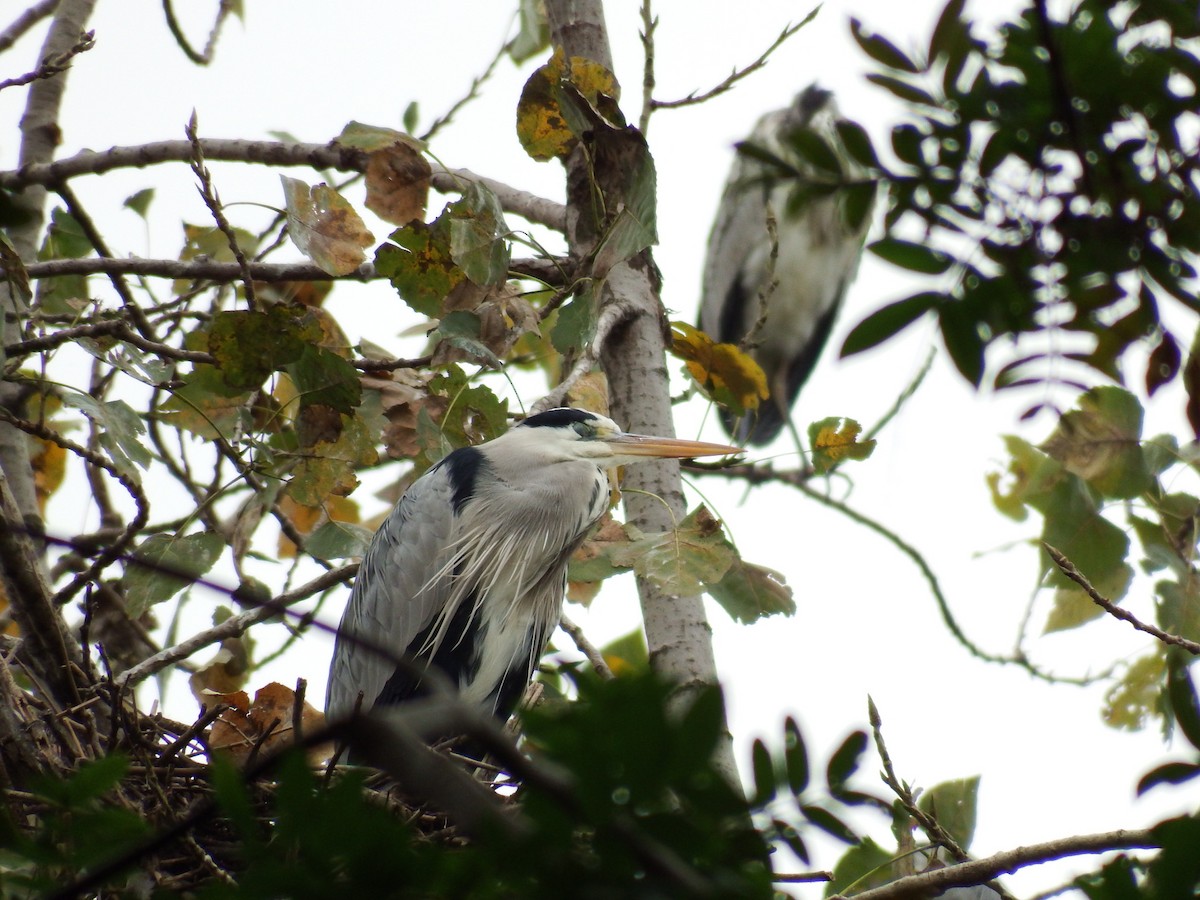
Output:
[189, 638, 252, 701]
[209, 682, 328, 766]
[365, 143, 432, 225]
[363, 369, 442, 460]
[281, 175, 375, 276]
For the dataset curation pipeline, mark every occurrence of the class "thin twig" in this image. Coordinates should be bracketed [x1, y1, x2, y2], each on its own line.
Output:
[50, 181, 158, 339]
[0, 28, 93, 92]
[532, 299, 636, 413]
[1045, 543, 1200, 655]
[559, 614, 614, 680]
[418, 30, 508, 143]
[648, 14, 818, 112]
[161, 0, 236, 65]
[637, 0, 658, 135]
[186, 113, 256, 307]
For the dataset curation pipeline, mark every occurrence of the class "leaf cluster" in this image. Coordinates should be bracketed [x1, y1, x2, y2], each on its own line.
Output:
[839, 0, 1200, 416]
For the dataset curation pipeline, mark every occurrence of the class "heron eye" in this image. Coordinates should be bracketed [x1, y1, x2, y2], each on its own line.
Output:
[572, 422, 596, 439]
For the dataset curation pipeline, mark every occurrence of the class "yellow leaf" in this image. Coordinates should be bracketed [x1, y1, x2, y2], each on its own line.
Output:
[516, 48, 620, 161]
[809, 417, 877, 473]
[670, 321, 767, 414]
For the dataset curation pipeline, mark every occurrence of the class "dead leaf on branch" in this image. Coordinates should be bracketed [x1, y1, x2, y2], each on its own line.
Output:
[207, 682, 328, 766]
[365, 142, 432, 225]
[808, 417, 877, 474]
[281, 175, 375, 276]
[671, 321, 767, 416]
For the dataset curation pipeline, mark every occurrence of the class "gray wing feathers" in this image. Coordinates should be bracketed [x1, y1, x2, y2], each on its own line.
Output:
[326, 466, 457, 720]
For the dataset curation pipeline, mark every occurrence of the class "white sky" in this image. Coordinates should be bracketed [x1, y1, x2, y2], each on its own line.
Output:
[3, 1, 1199, 895]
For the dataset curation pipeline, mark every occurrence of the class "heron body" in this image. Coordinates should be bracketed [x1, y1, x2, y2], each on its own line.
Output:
[700, 85, 872, 446]
[326, 408, 741, 738]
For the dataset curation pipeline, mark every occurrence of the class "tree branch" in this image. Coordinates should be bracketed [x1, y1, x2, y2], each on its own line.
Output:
[833, 829, 1159, 900]
[1045, 543, 1200, 655]
[0, 141, 567, 231]
[115, 565, 357, 687]
[0, 0, 60, 54]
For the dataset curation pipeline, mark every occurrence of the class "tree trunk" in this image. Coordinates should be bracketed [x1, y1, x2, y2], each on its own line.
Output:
[544, 0, 740, 786]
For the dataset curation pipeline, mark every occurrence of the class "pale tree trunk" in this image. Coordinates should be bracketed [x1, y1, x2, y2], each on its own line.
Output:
[0, 0, 96, 727]
[545, 0, 740, 786]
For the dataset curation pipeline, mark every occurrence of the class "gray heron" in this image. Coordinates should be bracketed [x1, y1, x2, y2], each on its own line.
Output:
[326, 408, 742, 744]
[700, 85, 872, 446]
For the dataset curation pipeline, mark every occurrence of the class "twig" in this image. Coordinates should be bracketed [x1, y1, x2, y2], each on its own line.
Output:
[0, 0, 61, 55]
[0, 28, 93, 92]
[50, 180, 157, 339]
[774, 871, 834, 883]
[637, 0, 658, 135]
[532, 299, 636, 413]
[418, 31, 507, 143]
[869, 699, 1017, 900]
[115, 564, 357, 687]
[186, 113, 256, 307]
[4, 317, 213, 365]
[1045, 543, 1200, 655]
[161, 0, 236, 66]
[648, 13, 818, 112]
[559, 613, 614, 680]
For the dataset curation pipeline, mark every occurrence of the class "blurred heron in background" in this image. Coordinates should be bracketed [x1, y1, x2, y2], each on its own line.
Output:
[700, 84, 874, 446]
[326, 408, 742, 743]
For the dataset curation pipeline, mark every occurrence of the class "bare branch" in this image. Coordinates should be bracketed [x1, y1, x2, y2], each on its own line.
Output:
[833, 829, 1159, 900]
[0, 140, 567, 230]
[1045, 543, 1200, 655]
[559, 613, 615, 680]
[0, 0, 61, 55]
[4, 317, 214, 365]
[649, 13, 817, 112]
[10, 254, 567, 285]
[115, 565, 356, 687]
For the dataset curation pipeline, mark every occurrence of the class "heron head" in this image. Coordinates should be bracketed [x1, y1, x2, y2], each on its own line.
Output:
[515, 408, 743, 468]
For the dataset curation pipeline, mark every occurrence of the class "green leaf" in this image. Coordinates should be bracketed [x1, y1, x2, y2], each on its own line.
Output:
[1168, 657, 1200, 752]
[1040, 387, 1152, 500]
[834, 119, 879, 169]
[287, 344, 362, 416]
[917, 776, 979, 849]
[33, 753, 128, 807]
[826, 837, 896, 897]
[1102, 652, 1165, 732]
[614, 506, 736, 598]
[550, 289, 597, 357]
[939, 301, 986, 387]
[801, 804, 859, 843]
[122, 531, 224, 617]
[1137, 761, 1200, 796]
[841, 292, 939, 356]
[305, 520, 373, 561]
[783, 716, 809, 795]
[123, 188, 154, 219]
[592, 131, 658, 277]
[750, 738, 776, 805]
[58, 391, 151, 477]
[158, 366, 252, 439]
[826, 730, 868, 796]
[869, 238, 952, 274]
[375, 218, 466, 317]
[784, 126, 844, 175]
[706, 556, 794, 623]
[207, 306, 318, 392]
[447, 182, 511, 286]
[865, 73, 937, 106]
[509, 0, 550, 62]
[851, 18, 920, 72]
